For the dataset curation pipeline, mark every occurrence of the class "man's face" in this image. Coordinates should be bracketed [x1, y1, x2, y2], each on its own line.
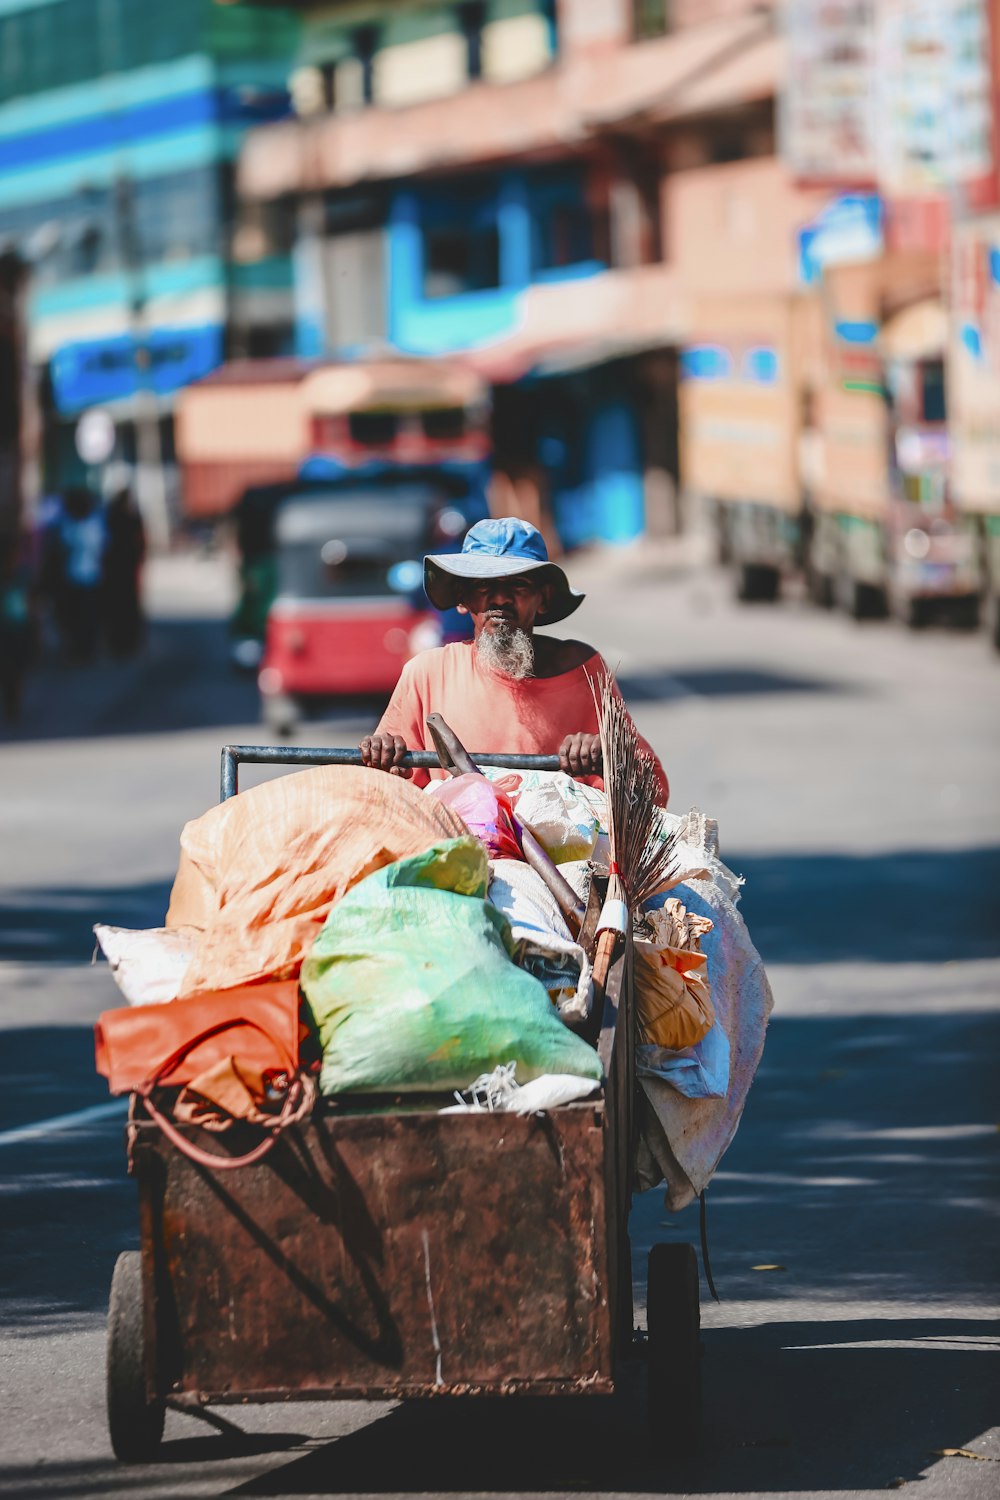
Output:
[457, 575, 550, 637]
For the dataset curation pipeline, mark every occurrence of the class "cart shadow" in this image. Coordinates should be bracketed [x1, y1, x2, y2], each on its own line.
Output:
[224, 1317, 997, 1495]
[0, 878, 174, 965]
[729, 845, 1000, 964]
[618, 665, 860, 702]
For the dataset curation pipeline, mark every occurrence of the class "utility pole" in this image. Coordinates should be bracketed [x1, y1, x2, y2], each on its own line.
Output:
[99, 0, 170, 550]
[113, 174, 171, 552]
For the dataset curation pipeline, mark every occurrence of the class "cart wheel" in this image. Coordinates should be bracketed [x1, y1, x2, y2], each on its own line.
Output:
[646, 1242, 701, 1457]
[736, 563, 780, 604]
[107, 1251, 164, 1463]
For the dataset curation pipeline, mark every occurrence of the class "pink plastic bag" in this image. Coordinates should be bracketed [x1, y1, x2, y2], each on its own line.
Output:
[426, 774, 523, 861]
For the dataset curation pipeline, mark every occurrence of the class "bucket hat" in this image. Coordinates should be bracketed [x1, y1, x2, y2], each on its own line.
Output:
[424, 517, 584, 624]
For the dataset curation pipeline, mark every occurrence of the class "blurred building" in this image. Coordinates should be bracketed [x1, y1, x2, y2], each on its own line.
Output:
[0, 0, 300, 523]
[771, 0, 1000, 630]
[233, 0, 800, 546]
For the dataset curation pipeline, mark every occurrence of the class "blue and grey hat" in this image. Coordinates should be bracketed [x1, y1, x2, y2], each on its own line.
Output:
[424, 517, 584, 624]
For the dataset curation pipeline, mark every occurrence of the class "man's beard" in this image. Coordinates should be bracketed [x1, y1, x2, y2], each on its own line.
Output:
[476, 620, 535, 680]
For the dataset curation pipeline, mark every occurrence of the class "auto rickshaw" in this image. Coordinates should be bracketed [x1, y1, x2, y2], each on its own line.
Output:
[256, 463, 488, 732]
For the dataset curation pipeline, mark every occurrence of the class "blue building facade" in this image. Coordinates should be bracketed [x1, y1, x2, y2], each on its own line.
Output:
[293, 154, 649, 547]
[0, 0, 298, 487]
[384, 165, 603, 357]
[265, 0, 658, 548]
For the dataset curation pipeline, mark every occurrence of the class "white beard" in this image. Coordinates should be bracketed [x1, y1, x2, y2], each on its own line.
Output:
[476, 623, 535, 680]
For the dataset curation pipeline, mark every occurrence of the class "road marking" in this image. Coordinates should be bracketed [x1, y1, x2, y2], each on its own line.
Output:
[0, 1099, 127, 1148]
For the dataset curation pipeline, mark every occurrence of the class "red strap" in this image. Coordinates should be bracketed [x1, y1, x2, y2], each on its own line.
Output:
[139, 1014, 297, 1095]
[139, 1074, 315, 1171]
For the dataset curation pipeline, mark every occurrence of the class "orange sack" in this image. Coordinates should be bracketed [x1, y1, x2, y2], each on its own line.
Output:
[166, 765, 468, 997]
[634, 897, 715, 1052]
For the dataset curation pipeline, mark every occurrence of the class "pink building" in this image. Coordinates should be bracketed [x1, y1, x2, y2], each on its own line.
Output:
[232, 0, 816, 544]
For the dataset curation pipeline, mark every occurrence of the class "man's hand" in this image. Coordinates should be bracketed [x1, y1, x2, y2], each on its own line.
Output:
[359, 733, 413, 777]
[558, 732, 603, 777]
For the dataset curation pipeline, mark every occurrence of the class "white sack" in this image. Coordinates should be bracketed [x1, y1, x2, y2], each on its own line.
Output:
[93, 923, 200, 1006]
[488, 858, 593, 1024]
[482, 766, 607, 863]
[635, 808, 773, 1210]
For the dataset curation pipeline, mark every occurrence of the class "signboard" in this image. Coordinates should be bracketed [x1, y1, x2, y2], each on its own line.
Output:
[783, 0, 997, 204]
[813, 384, 890, 519]
[798, 194, 884, 285]
[782, 1, 880, 184]
[877, 0, 995, 202]
[949, 212, 1000, 512]
[679, 298, 799, 512]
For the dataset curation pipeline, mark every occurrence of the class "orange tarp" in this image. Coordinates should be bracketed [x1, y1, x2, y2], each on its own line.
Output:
[167, 766, 468, 997]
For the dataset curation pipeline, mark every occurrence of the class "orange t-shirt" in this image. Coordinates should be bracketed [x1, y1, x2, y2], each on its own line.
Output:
[376, 642, 669, 805]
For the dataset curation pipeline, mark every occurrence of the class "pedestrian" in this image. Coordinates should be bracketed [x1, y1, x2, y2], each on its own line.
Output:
[102, 485, 146, 657]
[53, 487, 106, 662]
[0, 532, 36, 723]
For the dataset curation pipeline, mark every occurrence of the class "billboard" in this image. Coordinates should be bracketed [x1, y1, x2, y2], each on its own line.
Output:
[949, 213, 1000, 512]
[877, 0, 996, 203]
[679, 297, 800, 512]
[783, 0, 997, 205]
[781, 1, 880, 184]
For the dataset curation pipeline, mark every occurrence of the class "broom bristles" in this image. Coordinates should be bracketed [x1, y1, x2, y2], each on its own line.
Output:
[589, 670, 678, 914]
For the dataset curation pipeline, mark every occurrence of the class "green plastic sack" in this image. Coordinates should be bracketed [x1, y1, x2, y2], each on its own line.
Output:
[301, 837, 602, 1095]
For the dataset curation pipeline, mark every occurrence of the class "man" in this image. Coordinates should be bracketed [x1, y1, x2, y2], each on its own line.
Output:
[360, 517, 668, 803]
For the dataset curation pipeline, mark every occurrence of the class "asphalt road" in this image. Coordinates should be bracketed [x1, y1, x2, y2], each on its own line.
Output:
[1, 544, 997, 1500]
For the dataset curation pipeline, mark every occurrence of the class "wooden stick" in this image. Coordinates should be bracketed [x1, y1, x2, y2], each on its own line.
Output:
[591, 925, 621, 998]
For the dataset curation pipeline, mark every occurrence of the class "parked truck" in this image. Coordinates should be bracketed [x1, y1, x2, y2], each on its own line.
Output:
[686, 255, 983, 631]
[679, 292, 811, 602]
[949, 211, 1000, 651]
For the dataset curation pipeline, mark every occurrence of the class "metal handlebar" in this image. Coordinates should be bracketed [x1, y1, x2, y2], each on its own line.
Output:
[220, 744, 561, 801]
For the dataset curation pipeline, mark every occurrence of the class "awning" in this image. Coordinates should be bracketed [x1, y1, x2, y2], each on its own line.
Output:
[585, 14, 779, 130]
[878, 299, 948, 361]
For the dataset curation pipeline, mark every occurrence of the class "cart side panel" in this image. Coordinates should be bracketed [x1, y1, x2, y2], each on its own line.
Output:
[598, 933, 636, 1360]
[137, 1105, 612, 1401]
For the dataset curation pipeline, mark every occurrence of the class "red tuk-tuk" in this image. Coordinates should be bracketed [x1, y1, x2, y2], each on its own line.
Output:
[257, 465, 487, 732]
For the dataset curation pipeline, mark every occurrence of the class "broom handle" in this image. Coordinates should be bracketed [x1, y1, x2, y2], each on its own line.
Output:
[591, 926, 621, 996]
[426, 713, 587, 936]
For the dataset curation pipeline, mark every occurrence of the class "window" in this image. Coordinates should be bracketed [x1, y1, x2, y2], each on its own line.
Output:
[634, 0, 669, 41]
[458, 1, 486, 80]
[423, 223, 500, 299]
[527, 168, 594, 276]
[6, 168, 224, 279]
[243, 324, 295, 359]
[353, 24, 379, 105]
[131, 169, 221, 263]
[422, 407, 468, 441]
[0, 0, 295, 106]
[349, 410, 399, 446]
[921, 361, 946, 424]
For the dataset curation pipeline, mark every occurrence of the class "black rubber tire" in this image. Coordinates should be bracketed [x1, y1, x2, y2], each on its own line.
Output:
[896, 594, 931, 630]
[840, 575, 888, 621]
[107, 1251, 165, 1463]
[947, 595, 981, 632]
[647, 1242, 701, 1456]
[736, 562, 780, 603]
[806, 567, 836, 610]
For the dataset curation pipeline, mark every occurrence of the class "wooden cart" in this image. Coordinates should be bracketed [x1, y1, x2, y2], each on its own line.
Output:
[106, 745, 702, 1462]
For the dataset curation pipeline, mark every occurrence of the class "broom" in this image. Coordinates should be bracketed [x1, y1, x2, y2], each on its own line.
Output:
[589, 671, 679, 996]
